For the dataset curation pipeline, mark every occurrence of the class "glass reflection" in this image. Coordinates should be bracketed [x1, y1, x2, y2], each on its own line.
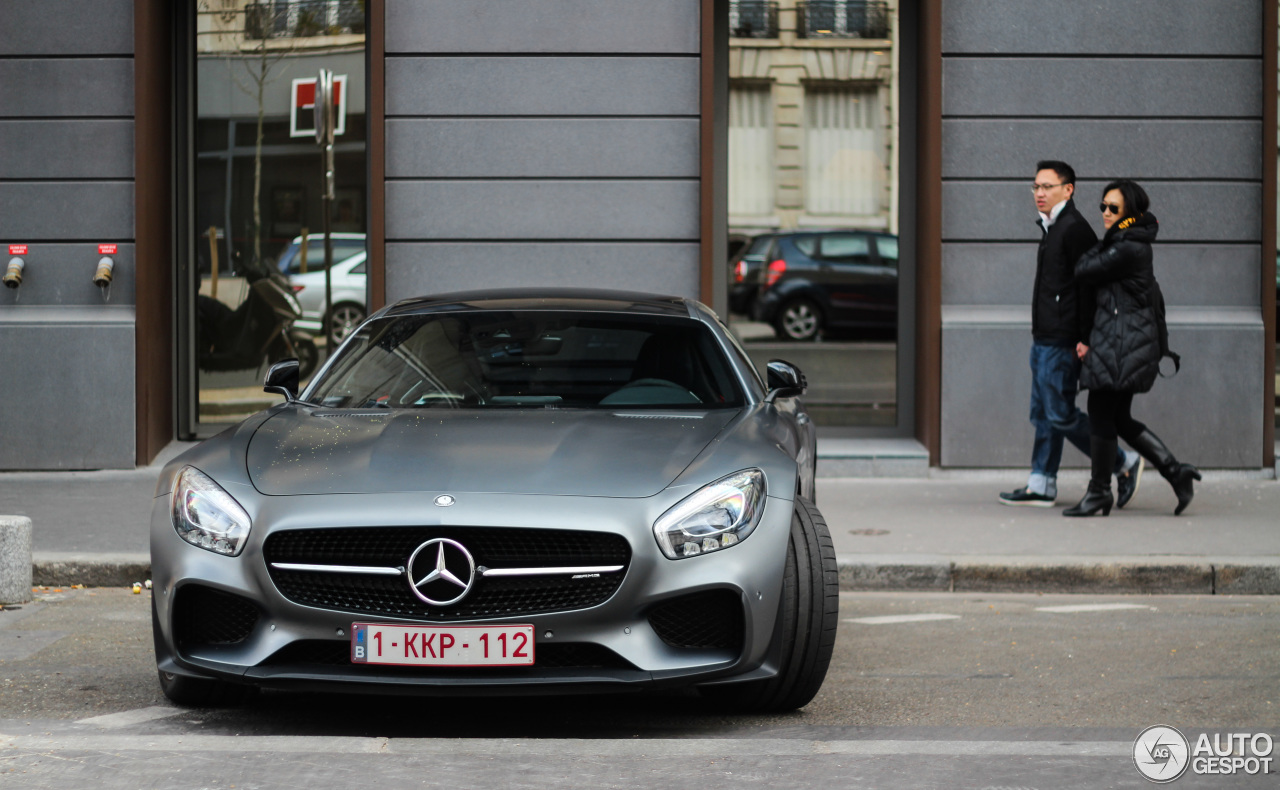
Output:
[727, 0, 898, 427]
[192, 0, 367, 428]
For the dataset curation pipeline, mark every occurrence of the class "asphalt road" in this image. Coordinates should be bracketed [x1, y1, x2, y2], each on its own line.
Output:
[0, 590, 1276, 788]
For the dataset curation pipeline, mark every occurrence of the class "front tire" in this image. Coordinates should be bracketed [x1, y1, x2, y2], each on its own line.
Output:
[702, 497, 838, 712]
[153, 598, 253, 707]
[773, 298, 822, 341]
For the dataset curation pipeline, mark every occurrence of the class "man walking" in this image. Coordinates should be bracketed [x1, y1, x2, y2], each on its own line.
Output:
[999, 161, 1141, 507]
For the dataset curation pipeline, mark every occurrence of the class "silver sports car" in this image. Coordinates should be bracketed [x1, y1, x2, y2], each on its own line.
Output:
[152, 289, 836, 712]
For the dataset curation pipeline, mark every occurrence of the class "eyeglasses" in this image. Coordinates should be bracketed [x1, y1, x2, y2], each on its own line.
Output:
[1031, 183, 1065, 193]
[1100, 203, 1122, 215]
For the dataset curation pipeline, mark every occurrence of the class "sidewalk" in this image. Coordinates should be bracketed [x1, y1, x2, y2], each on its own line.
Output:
[0, 442, 1277, 593]
[822, 469, 1280, 594]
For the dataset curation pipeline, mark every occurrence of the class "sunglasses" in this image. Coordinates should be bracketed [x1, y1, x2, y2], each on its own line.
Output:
[1100, 203, 1122, 215]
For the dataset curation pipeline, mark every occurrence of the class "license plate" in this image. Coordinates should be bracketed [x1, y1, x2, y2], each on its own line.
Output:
[350, 623, 535, 667]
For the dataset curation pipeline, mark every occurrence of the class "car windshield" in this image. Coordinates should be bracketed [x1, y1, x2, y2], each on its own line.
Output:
[304, 311, 745, 410]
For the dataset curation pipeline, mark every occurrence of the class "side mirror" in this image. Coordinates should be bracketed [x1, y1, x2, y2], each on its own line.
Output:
[765, 359, 806, 403]
[264, 358, 299, 401]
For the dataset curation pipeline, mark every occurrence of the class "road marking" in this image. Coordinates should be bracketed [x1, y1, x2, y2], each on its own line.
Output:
[0, 630, 67, 662]
[75, 706, 183, 728]
[1035, 603, 1154, 614]
[0, 734, 1132, 758]
[844, 614, 961, 625]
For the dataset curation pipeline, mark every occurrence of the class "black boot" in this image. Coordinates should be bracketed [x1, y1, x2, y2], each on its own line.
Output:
[1129, 429, 1201, 515]
[1064, 437, 1116, 517]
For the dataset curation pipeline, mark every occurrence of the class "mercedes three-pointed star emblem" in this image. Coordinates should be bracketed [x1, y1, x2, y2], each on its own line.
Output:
[406, 538, 475, 606]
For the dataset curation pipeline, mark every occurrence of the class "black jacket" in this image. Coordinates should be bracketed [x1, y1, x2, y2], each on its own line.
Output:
[1074, 213, 1161, 393]
[1032, 198, 1099, 345]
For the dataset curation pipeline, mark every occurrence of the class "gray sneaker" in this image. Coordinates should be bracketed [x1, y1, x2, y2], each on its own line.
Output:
[998, 487, 1056, 507]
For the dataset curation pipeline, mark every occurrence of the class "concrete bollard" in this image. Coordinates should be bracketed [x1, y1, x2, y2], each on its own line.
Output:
[0, 516, 33, 604]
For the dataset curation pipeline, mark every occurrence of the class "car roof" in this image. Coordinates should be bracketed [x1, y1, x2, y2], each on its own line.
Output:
[384, 288, 695, 318]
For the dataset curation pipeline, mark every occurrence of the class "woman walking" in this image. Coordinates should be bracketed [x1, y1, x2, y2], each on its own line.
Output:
[1064, 179, 1200, 517]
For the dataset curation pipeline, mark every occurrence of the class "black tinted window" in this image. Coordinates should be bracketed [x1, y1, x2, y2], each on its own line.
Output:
[744, 235, 774, 257]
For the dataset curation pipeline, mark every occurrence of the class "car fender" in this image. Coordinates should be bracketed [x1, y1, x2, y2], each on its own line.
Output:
[665, 405, 803, 504]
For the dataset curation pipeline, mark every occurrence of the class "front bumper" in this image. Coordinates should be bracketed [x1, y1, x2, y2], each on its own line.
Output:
[151, 487, 794, 694]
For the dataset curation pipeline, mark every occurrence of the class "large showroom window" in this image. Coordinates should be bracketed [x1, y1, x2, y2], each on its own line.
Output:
[725, 0, 908, 431]
[179, 0, 368, 436]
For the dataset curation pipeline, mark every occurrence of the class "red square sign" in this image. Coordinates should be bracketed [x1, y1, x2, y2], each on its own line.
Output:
[98, 244, 118, 255]
[290, 75, 347, 139]
[8, 245, 27, 256]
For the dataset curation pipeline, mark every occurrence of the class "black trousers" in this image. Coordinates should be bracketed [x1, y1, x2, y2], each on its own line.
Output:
[1087, 389, 1149, 445]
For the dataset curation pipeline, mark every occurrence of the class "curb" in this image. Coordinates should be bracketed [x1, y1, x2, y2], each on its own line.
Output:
[836, 554, 1280, 595]
[29, 553, 1280, 595]
[33, 553, 151, 588]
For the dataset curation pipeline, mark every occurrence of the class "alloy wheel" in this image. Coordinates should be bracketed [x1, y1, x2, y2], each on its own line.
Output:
[780, 301, 819, 340]
[328, 304, 366, 345]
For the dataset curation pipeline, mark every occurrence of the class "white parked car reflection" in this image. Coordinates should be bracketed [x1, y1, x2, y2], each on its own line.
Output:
[289, 251, 367, 344]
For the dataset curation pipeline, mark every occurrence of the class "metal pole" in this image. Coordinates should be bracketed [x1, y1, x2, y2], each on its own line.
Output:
[316, 69, 336, 347]
[323, 141, 333, 345]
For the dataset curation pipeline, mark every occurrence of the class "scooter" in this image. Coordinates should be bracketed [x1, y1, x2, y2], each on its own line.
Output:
[197, 267, 319, 379]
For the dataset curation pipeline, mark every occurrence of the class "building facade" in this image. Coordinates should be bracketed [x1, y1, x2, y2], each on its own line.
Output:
[727, 0, 899, 236]
[0, 0, 1274, 471]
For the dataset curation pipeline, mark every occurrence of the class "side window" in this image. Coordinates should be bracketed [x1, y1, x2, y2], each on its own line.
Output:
[874, 235, 899, 268]
[817, 233, 871, 263]
[287, 241, 365, 274]
[351, 260, 367, 275]
[792, 235, 818, 257]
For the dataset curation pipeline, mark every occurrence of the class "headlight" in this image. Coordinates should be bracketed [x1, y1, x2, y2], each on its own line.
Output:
[171, 466, 252, 556]
[653, 469, 766, 559]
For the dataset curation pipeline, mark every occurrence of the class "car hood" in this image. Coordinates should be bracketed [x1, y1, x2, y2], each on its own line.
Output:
[246, 407, 738, 497]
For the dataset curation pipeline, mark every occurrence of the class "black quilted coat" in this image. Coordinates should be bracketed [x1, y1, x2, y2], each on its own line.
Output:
[1074, 213, 1161, 393]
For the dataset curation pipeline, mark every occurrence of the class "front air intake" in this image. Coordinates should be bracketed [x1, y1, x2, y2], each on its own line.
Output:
[173, 585, 260, 647]
[647, 589, 744, 650]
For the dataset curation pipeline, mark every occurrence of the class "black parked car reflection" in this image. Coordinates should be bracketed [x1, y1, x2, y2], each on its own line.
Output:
[750, 230, 898, 341]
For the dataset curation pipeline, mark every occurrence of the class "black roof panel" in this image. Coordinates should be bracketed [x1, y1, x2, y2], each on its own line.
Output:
[384, 288, 693, 318]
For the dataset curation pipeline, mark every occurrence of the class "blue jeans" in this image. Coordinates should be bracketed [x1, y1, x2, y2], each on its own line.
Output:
[1028, 343, 1124, 483]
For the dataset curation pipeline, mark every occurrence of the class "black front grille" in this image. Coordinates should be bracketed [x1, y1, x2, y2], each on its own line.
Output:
[263, 639, 636, 671]
[648, 590, 744, 651]
[264, 527, 630, 621]
[174, 585, 261, 646]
